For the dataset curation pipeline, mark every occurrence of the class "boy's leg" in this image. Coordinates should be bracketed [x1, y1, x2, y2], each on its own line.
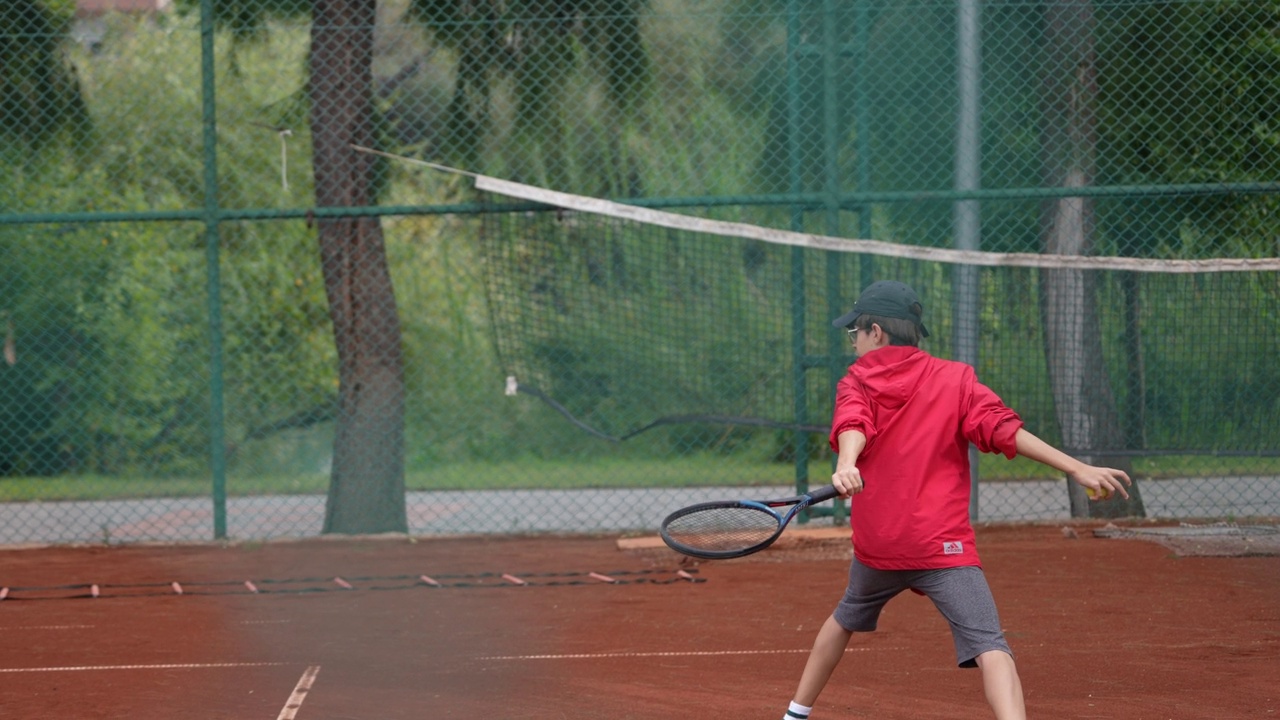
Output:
[792, 614, 854, 707]
[975, 649, 1025, 720]
[913, 566, 1025, 719]
[783, 560, 903, 718]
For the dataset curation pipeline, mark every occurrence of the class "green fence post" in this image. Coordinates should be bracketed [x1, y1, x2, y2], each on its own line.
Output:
[855, 0, 875, 290]
[823, 0, 847, 525]
[785, 0, 810, 504]
[201, 0, 227, 540]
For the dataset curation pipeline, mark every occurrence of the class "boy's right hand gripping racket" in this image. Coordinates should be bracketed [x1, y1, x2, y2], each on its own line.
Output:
[659, 485, 842, 559]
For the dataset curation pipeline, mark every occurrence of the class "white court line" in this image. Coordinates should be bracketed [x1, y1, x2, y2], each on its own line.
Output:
[0, 662, 290, 673]
[480, 647, 905, 661]
[276, 665, 321, 720]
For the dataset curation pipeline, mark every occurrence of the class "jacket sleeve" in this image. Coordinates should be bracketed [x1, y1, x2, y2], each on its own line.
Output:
[829, 372, 877, 453]
[961, 371, 1023, 459]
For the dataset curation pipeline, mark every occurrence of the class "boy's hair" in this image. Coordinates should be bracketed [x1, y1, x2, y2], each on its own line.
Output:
[849, 312, 924, 347]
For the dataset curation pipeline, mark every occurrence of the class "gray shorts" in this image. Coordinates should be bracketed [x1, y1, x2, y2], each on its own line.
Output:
[832, 559, 1011, 668]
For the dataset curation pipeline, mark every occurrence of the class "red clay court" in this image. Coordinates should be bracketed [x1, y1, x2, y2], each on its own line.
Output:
[0, 523, 1276, 719]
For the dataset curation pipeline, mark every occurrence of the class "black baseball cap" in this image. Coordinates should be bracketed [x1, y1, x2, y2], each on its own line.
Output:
[831, 280, 930, 337]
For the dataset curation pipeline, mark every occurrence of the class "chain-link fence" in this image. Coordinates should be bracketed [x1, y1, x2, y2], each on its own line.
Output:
[2, 0, 1277, 544]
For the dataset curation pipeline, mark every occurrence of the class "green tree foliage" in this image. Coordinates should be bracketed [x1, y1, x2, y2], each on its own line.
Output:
[174, 0, 301, 37]
[408, 0, 650, 191]
[0, 0, 90, 154]
[0, 14, 334, 479]
[1, 0, 1277, 494]
[1097, 1, 1280, 254]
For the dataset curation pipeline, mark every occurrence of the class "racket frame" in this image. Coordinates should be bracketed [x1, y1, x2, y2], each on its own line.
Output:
[659, 484, 841, 560]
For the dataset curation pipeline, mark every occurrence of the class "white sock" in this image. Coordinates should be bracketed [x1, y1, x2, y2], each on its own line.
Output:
[784, 700, 812, 719]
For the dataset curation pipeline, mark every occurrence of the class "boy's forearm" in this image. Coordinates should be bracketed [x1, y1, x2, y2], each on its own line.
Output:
[831, 430, 868, 497]
[1013, 428, 1084, 475]
[835, 430, 867, 467]
[1014, 427, 1133, 499]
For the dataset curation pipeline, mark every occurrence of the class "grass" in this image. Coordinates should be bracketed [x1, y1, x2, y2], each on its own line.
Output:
[0, 475, 213, 502]
[406, 456, 790, 491]
[1, 453, 1275, 502]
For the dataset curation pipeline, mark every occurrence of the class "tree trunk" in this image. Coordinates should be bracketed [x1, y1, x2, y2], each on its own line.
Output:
[311, 0, 407, 533]
[1038, 0, 1143, 518]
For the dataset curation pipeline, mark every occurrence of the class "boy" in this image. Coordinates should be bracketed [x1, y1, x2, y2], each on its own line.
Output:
[781, 280, 1130, 720]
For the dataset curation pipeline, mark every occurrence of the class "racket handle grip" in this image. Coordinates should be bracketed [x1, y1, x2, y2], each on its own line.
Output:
[806, 484, 842, 504]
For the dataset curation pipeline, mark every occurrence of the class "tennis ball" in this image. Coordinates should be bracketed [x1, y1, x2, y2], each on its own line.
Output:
[1086, 487, 1111, 500]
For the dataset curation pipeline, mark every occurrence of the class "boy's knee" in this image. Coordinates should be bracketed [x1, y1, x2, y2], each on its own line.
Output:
[975, 649, 1017, 671]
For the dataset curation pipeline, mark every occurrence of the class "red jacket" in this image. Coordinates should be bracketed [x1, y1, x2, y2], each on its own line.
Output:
[829, 346, 1023, 570]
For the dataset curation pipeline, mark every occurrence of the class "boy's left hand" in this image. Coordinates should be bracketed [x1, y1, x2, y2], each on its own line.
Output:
[1073, 464, 1132, 500]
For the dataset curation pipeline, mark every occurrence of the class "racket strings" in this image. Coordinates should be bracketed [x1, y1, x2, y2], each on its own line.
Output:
[663, 506, 782, 553]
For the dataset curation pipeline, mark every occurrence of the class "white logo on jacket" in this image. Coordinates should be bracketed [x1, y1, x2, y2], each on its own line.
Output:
[942, 541, 964, 555]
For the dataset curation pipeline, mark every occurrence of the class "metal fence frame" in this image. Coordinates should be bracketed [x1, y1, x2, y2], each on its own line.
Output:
[2, 0, 1278, 542]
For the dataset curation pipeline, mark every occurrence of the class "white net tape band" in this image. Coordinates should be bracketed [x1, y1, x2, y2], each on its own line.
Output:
[477, 176, 1280, 273]
[354, 146, 1280, 273]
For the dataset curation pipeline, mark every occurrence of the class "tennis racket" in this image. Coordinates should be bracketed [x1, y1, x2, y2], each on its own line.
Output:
[660, 484, 842, 559]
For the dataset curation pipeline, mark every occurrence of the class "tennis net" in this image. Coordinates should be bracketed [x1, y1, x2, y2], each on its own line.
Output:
[332, 143, 1280, 519]
[472, 172, 1279, 473]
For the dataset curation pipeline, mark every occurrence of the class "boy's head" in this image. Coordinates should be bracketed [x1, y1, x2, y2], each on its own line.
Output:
[832, 280, 929, 347]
